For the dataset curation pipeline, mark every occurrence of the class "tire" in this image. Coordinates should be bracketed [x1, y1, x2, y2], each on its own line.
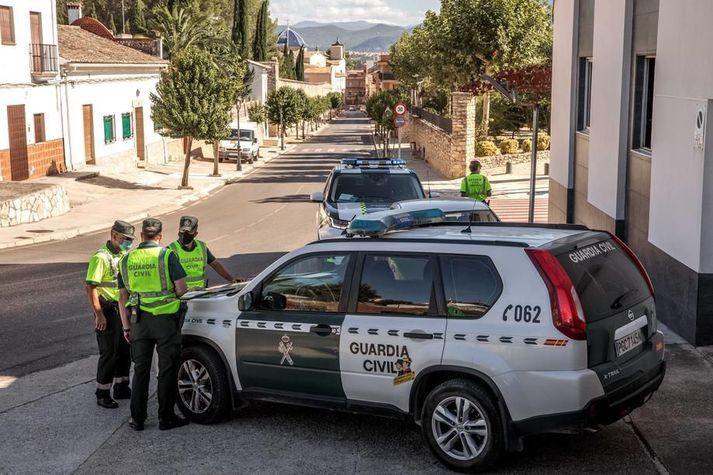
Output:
[176, 345, 231, 424]
[421, 379, 504, 473]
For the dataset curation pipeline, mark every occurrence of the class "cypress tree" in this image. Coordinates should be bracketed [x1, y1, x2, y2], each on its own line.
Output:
[295, 46, 305, 82]
[231, 0, 249, 57]
[252, 1, 268, 61]
[108, 13, 117, 34]
[133, 0, 147, 34]
[287, 48, 296, 79]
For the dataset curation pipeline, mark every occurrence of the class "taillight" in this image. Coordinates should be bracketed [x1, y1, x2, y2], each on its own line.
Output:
[608, 233, 655, 299]
[526, 248, 587, 340]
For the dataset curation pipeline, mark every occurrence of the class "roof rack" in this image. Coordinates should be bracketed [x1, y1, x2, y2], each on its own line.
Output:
[341, 158, 406, 169]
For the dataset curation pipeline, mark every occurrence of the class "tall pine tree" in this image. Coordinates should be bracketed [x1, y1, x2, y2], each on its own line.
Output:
[295, 46, 305, 82]
[108, 13, 117, 34]
[133, 0, 148, 34]
[231, 0, 249, 58]
[251, 0, 268, 61]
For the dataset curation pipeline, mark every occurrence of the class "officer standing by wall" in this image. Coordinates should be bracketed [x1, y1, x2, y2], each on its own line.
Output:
[85, 220, 135, 409]
[168, 216, 243, 290]
[118, 218, 189, 431]
[460, 160, 492, 203]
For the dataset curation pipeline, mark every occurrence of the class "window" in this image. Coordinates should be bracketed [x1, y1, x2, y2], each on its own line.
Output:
[260, 254, 351, 313]
[121, 113, 133, 140]
[440, 256, 502, 318]
[577, 57, 593, 132]
[633, 56, 655, 150]
[33, 113, 45, 143]
[103, 115, 115, 144]
[357, 254, 436, 316]
[329, 173, 424, 204]
[0, 6, 14, 45]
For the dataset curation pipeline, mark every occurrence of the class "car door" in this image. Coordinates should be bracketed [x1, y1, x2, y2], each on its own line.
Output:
[340, 253, 447, 412]
[236, 252, 354, 401]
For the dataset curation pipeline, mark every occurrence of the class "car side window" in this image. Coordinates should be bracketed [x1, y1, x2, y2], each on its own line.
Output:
[260, 254, 351, 313]
[440, 255, 502, 318]
[357, 254, 436, 316]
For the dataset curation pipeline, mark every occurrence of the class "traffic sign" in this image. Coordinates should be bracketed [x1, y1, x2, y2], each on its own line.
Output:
[394, 103, 408, 116]
[394, 115, 407, 128]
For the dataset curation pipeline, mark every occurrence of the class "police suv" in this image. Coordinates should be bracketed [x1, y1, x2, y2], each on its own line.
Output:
[177, 208, 665, 472]
[310, 159, 426, 240]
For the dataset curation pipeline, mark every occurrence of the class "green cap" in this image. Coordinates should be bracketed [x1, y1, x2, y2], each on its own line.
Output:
[179, 216, 198, 233]
[111, 220, 135, 239]
[142, 218, 162, 234]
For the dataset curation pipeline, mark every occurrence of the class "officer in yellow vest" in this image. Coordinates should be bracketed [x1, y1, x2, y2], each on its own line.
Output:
[169, 216, 242, 290]
[460, 160, 492, 203]
[118, 218, 189, 432]
[85, 220, 135, 409]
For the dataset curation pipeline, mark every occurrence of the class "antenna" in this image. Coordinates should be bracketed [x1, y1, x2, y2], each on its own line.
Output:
[426, 169, 432, 198]
[461, 199, 479, 234]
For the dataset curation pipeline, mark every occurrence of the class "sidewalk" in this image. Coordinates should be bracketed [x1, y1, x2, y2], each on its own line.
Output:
[0, 143, 295, 250]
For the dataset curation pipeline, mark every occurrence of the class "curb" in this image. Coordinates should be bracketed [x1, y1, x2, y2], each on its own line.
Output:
[0, 144, 297, 250]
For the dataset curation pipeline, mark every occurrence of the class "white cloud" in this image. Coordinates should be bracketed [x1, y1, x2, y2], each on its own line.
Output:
[270, 0, 423, 25]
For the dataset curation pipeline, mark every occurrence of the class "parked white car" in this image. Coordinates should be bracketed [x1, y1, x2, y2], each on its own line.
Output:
[219, 122, 259, 163]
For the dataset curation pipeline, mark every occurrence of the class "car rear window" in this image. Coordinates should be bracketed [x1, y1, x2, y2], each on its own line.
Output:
[329, 173, 424, 204]
[556, 239, 651, 322]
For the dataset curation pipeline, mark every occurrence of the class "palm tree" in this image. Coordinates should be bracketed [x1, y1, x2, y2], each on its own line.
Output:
[150, 6, 208, 59]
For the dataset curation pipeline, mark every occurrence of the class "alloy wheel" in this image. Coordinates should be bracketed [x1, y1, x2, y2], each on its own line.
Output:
[177, 359, 213, 414]
[431, 396, 489, 461]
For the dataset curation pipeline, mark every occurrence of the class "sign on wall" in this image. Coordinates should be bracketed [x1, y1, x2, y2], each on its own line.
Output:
[694, 103, 707, 151]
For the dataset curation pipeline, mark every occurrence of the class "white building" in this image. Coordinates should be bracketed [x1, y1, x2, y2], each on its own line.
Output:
[247, 60, 269, 104]
[550, 0, 713, 345]
[0, 0, 63, 181]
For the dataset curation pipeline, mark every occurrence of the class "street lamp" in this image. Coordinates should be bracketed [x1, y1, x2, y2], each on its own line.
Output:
[480, 74, 540, 224]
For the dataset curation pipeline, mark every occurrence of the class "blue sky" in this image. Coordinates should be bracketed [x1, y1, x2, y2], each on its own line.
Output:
[270, 0, 441, 26]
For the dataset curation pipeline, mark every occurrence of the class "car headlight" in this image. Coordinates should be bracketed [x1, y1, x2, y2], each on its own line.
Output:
[329, 216, 349, 229]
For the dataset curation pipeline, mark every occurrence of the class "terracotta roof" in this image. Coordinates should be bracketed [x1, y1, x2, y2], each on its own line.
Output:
[70, 17, 114, 39]
[58, 25, 167, 64]
[305, 65, 331, 74]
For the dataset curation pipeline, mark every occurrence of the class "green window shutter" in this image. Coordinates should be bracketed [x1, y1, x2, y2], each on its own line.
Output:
[122, 113, 132, 139]
[103, 115, 115, 144]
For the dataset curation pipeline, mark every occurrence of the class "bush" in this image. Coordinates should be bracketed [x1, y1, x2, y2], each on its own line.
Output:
[475, 140, 498, 157]
[247, 103, 266, 124]
[521, 138, 532, 152]
[499, 139, 519, 155]
[537, 133, 551, 151]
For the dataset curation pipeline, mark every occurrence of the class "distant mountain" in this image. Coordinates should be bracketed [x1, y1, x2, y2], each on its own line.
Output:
[275, 22, 409, 52]
[292, 20, 380, 31]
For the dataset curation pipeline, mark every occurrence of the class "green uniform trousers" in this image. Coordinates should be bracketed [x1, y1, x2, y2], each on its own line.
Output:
[95, 301, 131, 389]
[130, 312, 182, 422]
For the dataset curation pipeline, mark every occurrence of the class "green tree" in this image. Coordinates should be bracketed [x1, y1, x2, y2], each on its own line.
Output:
[133, 0, 148, 34]
[365, 89, 409, 155]
[231, 0, 249, 57]
[248, 103, 266, 124]
[150, 5, 209, 58]
[251, 0, 269, 61]
[151, 48, 233, 187]
[294, 88, 309, 139]
[279, 43, 296, 79]
[266, 87, 301, 150]
[108, 13, 117, 33]
[295, 46, 305, 82]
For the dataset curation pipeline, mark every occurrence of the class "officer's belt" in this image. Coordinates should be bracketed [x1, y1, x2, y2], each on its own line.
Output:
[95, 282, 117, 288]
[134, 290, 175, 298]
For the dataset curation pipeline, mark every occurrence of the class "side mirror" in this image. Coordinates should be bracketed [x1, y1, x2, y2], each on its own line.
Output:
[310, 191, 324, 202]
[238, 291, 254, 311]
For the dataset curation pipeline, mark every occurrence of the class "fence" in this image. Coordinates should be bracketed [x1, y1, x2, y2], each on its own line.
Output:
[411, 106, 452, 133]
[29, 43, 58, 73]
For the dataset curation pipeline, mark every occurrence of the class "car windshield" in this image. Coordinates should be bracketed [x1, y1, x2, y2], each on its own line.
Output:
[442, 210, 499, 223]
[329, 173, 424, 204]
[229, 129, 253, 140]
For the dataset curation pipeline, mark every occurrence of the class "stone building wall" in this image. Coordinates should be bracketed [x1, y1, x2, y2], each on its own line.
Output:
[0, 184, 70, 227]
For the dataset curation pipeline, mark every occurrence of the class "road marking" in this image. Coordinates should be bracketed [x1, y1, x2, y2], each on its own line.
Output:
[327, 148, 335, 153]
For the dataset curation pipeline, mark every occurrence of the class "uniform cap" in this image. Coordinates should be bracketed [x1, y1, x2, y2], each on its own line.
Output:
[111, 220, 135, 239]
[142, 218, 162, 234]
[179, 216, 198, 233]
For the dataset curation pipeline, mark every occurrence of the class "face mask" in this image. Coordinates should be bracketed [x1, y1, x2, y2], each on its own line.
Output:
[120, 239, 133, 251]
[180, 233, 195, 246]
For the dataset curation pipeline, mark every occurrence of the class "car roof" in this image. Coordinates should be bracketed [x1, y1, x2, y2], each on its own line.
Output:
[333, 166, 415, 175]
[393, 198, 492, 213]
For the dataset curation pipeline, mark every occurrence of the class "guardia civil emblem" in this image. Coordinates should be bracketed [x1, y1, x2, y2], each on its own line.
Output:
[279, 335, 294, 366]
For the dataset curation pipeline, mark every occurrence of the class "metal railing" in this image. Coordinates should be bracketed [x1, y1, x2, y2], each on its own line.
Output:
[29, 43, 59, 73]
[411, 106, 452, 133]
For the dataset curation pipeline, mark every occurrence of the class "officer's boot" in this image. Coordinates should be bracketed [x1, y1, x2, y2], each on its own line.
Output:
[113, 382, 131, 400]
[96, 389, 119, 409]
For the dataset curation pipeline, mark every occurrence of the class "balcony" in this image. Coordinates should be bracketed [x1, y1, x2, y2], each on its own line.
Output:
[29, 43, 59, 82]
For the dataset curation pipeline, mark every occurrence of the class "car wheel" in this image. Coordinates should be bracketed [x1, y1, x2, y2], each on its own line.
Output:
[177, 346, 231, 424]
[421, 379, 503, 473]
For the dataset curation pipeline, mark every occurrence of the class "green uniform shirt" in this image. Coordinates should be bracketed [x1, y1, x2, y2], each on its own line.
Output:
[460, 172, 492, 202]
[86, 241, 124, 302]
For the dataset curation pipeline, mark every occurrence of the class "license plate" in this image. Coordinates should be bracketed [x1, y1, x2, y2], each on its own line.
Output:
[615, 330, 643, 358]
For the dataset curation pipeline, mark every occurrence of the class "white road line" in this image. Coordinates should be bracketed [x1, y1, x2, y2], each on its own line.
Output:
[327, 148, 335, 153]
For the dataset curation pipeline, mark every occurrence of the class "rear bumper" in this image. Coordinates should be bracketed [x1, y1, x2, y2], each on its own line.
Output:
[513, 360, 666, 436]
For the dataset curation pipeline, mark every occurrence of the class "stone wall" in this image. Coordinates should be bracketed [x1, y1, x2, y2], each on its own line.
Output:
[471, 151, 551, 175]
[0, 184, 70, 227]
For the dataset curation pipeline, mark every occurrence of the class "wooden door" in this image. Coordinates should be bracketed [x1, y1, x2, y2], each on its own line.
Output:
[135, 107, 145, 161]
[82, 105, 96, 164]
[7, 105, 29, 181]
[30, 12, 42, 71]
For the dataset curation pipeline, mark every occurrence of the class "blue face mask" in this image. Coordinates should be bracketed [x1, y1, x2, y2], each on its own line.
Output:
[120, 239, 133, 252]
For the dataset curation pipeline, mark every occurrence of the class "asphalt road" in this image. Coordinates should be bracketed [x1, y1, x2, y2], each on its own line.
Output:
[0, 112, 373, 377]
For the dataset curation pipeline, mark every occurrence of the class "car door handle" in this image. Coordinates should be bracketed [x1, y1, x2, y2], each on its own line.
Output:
[310, 324, 333, 337]
[403, 331, 434, 340]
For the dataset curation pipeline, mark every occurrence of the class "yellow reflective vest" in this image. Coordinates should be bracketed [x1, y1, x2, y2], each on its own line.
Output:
[168, 240, 208, 290]
[120, 246, 180, 315]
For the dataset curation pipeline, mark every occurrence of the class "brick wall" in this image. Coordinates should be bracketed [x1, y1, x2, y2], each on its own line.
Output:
[27, 139, 66, 178]
[0, 149, 10, 181]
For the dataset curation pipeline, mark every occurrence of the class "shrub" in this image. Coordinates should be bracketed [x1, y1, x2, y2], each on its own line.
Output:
[537, 133, 551, 151]
[247, 103, 266, 124]
[521, 138, 532, 152]
[475, 140, 499, 157]
[499, 139, 519, 155]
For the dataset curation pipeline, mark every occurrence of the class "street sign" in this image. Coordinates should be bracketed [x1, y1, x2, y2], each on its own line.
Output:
[394, 103, 408, 116]
[394, 115, 407, 128]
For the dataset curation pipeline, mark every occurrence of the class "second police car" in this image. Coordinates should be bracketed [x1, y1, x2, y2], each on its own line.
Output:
[177, 208, 665, 473]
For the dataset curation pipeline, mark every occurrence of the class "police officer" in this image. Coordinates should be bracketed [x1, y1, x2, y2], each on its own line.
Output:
[118, 218, 189, 431]
[168, 216, 242, 290]
[85, 220, 135, 408]
[460, 160, 492, 203]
